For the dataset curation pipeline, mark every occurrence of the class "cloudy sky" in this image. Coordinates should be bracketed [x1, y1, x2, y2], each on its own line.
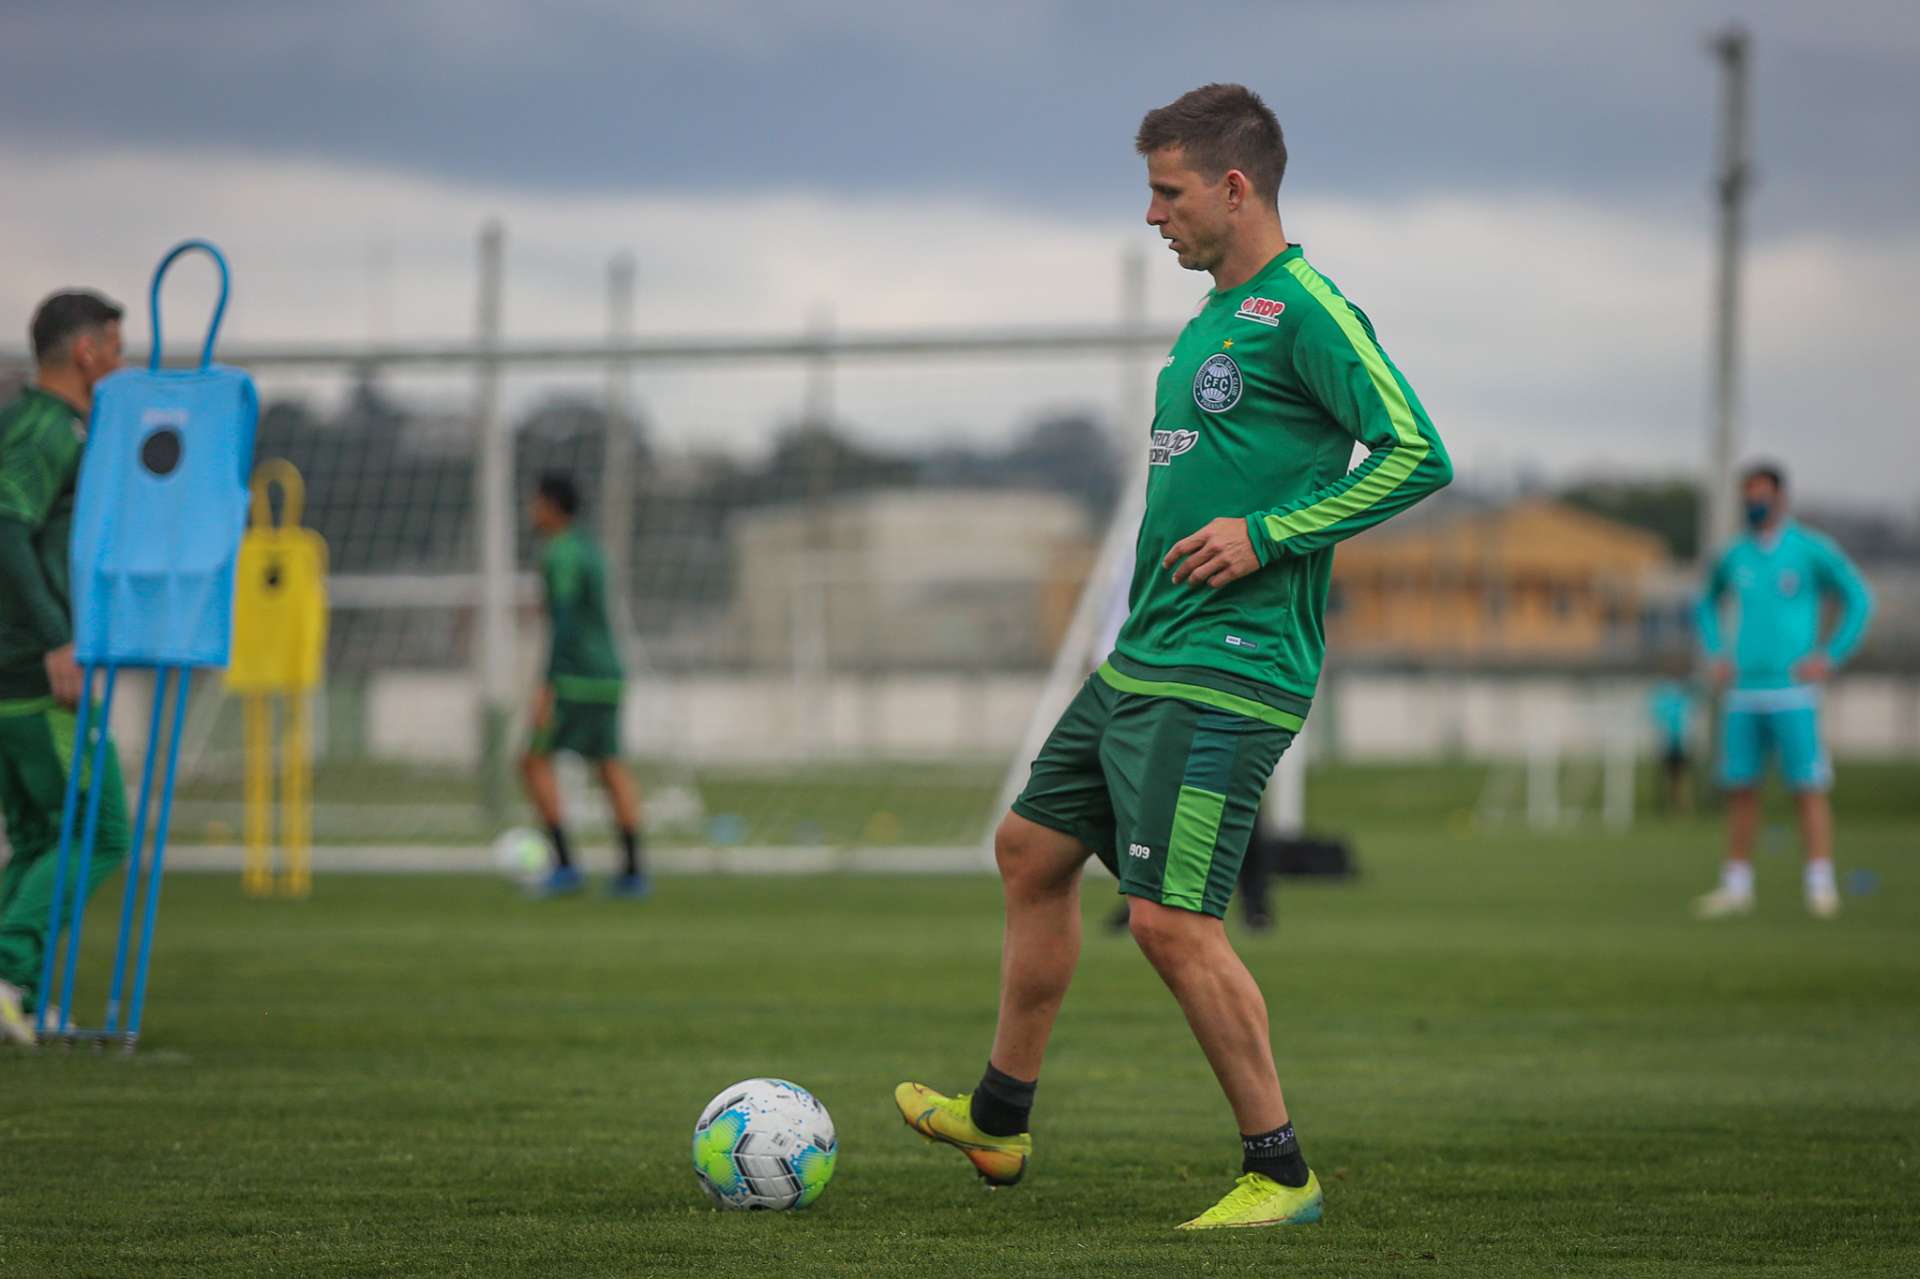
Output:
[6, 0, 1918, 507]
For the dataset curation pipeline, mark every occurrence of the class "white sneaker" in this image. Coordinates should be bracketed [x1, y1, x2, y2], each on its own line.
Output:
[1806, 885, 1841, 919]
[0, 981, 35, 1046]
[1692, 888, 1755, 920]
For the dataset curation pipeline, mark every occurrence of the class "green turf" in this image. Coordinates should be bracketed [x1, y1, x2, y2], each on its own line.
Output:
[4, 814, 1917, 1276]
[167, 757, 1920, 848]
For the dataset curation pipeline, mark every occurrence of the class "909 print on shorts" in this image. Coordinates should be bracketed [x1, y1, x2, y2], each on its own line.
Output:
[1012, 662, 1295, 919]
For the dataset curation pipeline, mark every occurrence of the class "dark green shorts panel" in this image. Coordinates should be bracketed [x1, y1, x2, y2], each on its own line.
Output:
[1010, 675, 1120, 862]
[1114, 705, 1291, 917]
[1011, 680, 1293, 918]
[528, 699, 622, 761]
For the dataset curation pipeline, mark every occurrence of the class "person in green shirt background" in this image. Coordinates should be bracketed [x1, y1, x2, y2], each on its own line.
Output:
[0, 290, 129, 1043]
[519, 472, 647, 899]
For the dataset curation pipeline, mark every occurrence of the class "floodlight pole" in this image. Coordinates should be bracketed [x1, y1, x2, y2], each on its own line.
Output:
[603, 253, 639, 647]
[1702, 25, 1751, 561]
[474, 221, 515, 821]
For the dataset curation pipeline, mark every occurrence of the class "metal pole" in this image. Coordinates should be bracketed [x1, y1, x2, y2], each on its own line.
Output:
[983, 248, 1154, 863]
[105, 667, 172, 1035]
[1117, 246, 1148, 444]
[124, 668, 192, 1053]
[55, 665, 119, 1042]
[800, 306, 835, 751]
[473, 221, 514, 822]
[602, 253, 638, 645]
[4, 324, 1184, 375]
[1702, 25, 1751, 561]
[34, 668, 93, 1036]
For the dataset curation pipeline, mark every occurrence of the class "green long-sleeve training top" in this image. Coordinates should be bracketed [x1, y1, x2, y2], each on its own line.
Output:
[1109, 245, 1453, 728]
[0, 386, 84, 703]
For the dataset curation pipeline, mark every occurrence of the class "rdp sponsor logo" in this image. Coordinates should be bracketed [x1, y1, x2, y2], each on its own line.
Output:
[1236, 296, 1285, 326]
[1149, 428, 1199, 466]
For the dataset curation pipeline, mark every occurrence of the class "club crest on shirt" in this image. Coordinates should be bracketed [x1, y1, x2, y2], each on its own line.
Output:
[1236, 296, 1286, 326]
[1149, 428, 1199, 466]
[1192, 353, 1242, 413]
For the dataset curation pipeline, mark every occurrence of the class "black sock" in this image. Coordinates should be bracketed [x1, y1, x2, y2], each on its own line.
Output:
[1242, 1122, 1309, 1187]
[969, 1062, 1036, 1137]
[547, 823, 573, 871]
[619, 827, 643, 878]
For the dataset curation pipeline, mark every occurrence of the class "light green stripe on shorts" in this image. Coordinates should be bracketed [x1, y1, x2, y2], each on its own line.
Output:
[552, 675, 624, 704]
[1162, 784, 1227, 912]
[1096, 662, 1305, 732]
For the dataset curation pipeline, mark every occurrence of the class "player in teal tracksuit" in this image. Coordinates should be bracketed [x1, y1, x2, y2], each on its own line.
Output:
[1693, 462, 1873, 919]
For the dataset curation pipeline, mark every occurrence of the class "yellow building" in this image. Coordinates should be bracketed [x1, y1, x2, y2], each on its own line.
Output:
[1328, 498, 1672, 660]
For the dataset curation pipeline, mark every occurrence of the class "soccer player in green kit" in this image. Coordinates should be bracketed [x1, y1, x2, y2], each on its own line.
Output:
[0, 291, 129, 1044]
[896, 84, 1452, 1228]
[519, 472, 648, 898]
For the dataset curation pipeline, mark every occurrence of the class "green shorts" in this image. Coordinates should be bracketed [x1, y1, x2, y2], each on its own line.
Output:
[0, 698, 131, 993]
[1011, 669, 1295, 918]
[528, 698, 622, 762]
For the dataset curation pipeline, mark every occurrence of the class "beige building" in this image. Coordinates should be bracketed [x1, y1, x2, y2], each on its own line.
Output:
[1329, 498, 1672, 660]
[728, 489, 1095, 670]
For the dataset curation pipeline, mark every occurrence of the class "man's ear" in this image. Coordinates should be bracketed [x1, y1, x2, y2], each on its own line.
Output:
[1225, 169, 1251, 211]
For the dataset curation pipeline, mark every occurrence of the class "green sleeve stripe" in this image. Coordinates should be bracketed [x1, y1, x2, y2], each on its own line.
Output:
[1096, 661, 1304, 732]
[1161, 784, 1227, 912]
[0, 472, 32, 519]
[0, 696, 55, 718]
[1263, 259, 1429, 546]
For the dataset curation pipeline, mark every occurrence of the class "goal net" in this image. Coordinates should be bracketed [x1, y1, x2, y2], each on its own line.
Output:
[156, 340, 1146, 869]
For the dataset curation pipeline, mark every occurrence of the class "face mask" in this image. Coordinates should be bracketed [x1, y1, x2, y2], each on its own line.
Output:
[1744, 500, 1774, 530]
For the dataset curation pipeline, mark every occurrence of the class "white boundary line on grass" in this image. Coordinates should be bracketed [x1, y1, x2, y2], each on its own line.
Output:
[161, 844, 989, 875]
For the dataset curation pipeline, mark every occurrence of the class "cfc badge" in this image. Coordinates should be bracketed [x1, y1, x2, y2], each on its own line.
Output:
[1192, 353, 1242, 413]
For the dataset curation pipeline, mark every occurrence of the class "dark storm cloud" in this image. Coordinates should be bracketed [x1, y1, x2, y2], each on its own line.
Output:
[6, 0, 1918, 235]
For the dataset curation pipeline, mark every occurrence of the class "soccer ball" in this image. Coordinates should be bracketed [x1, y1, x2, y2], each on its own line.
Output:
[490, 827, 549, 885]
[692, 1078, 838, 1210]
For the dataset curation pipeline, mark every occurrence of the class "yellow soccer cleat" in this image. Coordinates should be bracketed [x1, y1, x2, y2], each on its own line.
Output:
[0, 980, 35, 1046]
[894, 1081, 1031, 1186]
[1177, 1170, 1325, 1230]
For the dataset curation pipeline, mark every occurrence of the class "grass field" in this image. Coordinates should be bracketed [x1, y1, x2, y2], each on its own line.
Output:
[167, 758, 1920, 848]
[4, 791, 1918, 1275]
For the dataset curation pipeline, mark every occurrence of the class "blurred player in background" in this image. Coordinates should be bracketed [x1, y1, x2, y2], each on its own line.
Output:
[1647, 665, 1696, 815]
[518, 472, 647, 899]
[1693, 462, 1873, 920]
[0, 291, 128, 1043]
[896, 84, 1451, 1230]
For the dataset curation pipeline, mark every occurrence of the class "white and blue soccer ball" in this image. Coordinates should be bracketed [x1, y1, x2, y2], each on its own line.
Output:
[490, 827, 549, 886]
[692, 1078, 838, 1211]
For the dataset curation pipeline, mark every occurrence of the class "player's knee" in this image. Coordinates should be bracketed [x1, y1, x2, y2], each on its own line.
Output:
[993, 816, 1070, 893]
[1127, 899, 1200, 965]
[993, 818, 1037, 882]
